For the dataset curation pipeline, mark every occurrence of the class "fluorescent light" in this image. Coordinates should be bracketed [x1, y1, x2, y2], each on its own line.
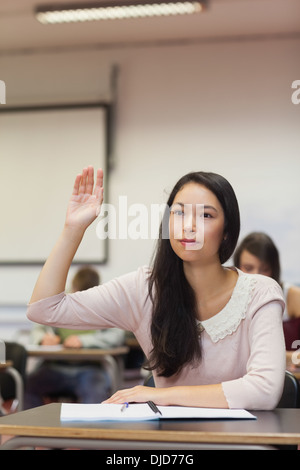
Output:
[35, 1, 207, 24]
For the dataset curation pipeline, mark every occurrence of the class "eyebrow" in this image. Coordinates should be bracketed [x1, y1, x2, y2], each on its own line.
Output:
[172, 202, 218, 213]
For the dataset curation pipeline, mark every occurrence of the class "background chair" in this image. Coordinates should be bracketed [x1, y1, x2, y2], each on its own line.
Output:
[0, 341, 27, 413]
[276, 370, 300, 450]
[143, 373, 155, 387]
[277, 370, 300, 408]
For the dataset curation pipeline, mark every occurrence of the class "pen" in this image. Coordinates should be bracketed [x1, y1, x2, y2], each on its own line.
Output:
[121, 402, 129, 412]
[147, 400, 162, 416]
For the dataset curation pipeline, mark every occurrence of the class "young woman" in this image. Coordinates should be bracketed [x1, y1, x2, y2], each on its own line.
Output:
[234, 232, 300, 353]
[27, 167, 286, 410]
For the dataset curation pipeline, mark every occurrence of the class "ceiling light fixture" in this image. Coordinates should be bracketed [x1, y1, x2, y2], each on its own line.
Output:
[35, 1, 207, 24]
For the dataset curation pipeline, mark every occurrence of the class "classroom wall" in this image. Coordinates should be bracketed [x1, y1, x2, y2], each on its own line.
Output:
[0, 36, 299, 337]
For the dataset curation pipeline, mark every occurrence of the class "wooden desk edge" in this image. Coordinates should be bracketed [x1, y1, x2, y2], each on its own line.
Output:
[0, 423, 299, 446]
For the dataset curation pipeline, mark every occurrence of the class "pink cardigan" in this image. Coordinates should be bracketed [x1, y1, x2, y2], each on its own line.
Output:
[27, 267, 286, 410]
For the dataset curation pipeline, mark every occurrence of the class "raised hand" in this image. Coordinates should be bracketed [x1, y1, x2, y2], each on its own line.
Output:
[65, 166, 103, 232]
[29, 166, 104, 303]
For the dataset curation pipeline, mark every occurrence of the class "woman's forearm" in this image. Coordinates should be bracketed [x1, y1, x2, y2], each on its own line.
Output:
[103, 383, 229, 409]
[166, 384, 229, 408]
[29, 226, 85, 303]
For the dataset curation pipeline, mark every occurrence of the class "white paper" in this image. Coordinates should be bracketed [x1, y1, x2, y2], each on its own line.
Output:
[157, 406, 256, 420]
[61, 403, 158, 421]
[60, 403, 256, 422]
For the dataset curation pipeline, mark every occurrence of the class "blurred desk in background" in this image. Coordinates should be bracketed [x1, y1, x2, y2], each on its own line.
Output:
[26, 345, 129, 393]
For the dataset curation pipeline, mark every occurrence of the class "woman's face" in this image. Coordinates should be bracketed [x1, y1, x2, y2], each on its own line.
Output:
[169, 182, 225, 264]
[239, 249, 272, 277]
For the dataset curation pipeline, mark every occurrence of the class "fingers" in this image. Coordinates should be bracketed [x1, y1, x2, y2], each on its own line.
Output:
[102, 390, 134, 404]
[94, 168, 104, 205]
[95, 168, 103, 190]
[72, 166, 103, 198]
[78, 167, 90, 195]
[85, 166, 94, 195]
[72, 168, 88, 196]
[102, 386, 149, 405]
[72, 174, 82, 196]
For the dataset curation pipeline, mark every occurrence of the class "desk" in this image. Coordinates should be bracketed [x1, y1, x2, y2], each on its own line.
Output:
[27, 346, 129, 393]
[0, 361, 24, 413]
[0, 404, 300, 450]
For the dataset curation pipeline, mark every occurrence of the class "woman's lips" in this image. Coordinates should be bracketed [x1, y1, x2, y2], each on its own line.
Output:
[180, 239, 197, 246]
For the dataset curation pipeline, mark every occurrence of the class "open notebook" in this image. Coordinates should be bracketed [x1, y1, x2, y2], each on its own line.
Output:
[60, 402, 256, 422]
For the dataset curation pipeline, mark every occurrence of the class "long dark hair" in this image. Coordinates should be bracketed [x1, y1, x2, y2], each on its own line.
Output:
[234, 232, 281, 283]
[145, 171, 240, 378]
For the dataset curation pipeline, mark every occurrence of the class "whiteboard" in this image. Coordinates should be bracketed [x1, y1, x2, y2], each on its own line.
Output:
[0, 105, 108, 264]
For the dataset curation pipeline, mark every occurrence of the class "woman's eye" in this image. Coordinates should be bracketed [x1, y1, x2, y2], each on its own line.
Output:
[203, 213, 212, 218]
[174, 210, 184, 217]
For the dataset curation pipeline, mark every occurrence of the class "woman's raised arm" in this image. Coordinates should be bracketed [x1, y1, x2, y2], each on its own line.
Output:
[30, 166, 103, 303]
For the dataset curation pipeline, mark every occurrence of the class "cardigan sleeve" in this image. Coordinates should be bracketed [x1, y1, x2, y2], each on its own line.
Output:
[222, 296, 286, 410]
[26, 266, 150, 334]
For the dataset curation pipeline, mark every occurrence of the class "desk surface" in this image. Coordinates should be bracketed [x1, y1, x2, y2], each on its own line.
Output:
[26, 346, 129, 361]
[1, 404, 300, 447]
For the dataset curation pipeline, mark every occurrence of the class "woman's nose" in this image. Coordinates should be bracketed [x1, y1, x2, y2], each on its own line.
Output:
[183, 213, 196, 233]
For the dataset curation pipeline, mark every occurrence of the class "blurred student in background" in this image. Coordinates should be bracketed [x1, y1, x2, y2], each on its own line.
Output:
[234, 232, 300, 361]
[24, 266, 125, 409]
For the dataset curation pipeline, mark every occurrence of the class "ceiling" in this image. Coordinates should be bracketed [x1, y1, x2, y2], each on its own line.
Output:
[0, 0, 300, 55]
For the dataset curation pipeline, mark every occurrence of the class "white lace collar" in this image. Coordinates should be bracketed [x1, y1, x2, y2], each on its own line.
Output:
[197, 269, 257, 343]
